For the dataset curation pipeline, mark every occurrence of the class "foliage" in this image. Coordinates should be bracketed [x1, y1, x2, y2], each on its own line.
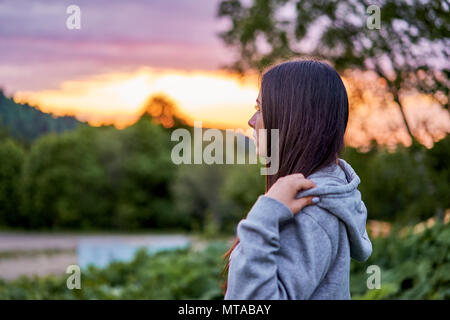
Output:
[17, 115, 176, 230]
[0, 84, 448, 231]
[0, 241, 228, 300]
[141, 94, 186, 129]
[171, 164, 227, 232]
[0, 122, 448, 231]
[171, 162, 265, 233]
[342, 136, 450, 224]
[217, 0, 449, 105]
[0, 222, 448, 300]
[110, 115, 176, 229]
[424, 136, 450, 218]
[219, 163, 265, 230]
[350, 222, 450, 299]
[0, 90, 81, 143]
[0, 138, 25, 226]
[21, 127, 112, 229]
[217, 0, 449, 143]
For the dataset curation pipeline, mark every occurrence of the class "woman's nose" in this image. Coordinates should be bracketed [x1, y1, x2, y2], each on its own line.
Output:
[248, 113, 257, 128]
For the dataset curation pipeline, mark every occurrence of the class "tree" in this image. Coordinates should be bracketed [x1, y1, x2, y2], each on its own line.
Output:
[0, 89, 81, 144]
[21, 127, 113, 229]
[0, 139, 25, 227]
[141, 94, 187, 129]
[113, 115, 176, 229]
[217, 0, 449, 145]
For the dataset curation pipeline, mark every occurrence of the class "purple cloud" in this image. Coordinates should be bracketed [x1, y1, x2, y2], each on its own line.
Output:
[0, 0, 233, 93]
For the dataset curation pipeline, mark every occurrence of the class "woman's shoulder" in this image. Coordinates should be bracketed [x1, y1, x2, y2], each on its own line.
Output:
[292, 204, 342, 246]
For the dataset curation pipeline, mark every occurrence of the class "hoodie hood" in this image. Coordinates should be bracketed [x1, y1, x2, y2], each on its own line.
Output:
[296, 158, 372, 262]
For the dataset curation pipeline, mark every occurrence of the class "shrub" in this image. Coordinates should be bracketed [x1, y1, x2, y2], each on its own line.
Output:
[0, 222, 448, 300]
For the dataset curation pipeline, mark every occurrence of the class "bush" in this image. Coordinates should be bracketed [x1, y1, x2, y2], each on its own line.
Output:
[343, 135, 450, 224]
[350, 222, 450, 299]
[19, 116, 176, 230]
[0, 222, 448, 299]
[0, 241, 228, 300]
[21, 127, 113, 229]
[0, 138, 25, 227]
[171, 163, 265, 233]
[2, 114, 448, 231]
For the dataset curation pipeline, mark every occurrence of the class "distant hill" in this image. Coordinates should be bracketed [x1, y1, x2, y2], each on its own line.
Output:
[0, 90, 83, 142]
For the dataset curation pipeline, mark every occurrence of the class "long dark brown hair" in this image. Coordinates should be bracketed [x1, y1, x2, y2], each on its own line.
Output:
[220, 58, 349, 295]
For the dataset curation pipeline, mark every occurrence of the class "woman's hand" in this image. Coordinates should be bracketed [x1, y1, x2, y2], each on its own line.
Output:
[265, 173, 318, 215]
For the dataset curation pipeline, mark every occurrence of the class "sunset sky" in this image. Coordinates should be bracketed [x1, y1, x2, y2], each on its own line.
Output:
[0, 0, 259, 128]
[0, 0, 448, 146]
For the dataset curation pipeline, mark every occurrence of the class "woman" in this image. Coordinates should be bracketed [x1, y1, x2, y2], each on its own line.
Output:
[222, 59, 372, 300]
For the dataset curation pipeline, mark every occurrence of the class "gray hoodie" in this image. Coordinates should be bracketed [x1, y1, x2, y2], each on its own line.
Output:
[224, 158, 372, 300]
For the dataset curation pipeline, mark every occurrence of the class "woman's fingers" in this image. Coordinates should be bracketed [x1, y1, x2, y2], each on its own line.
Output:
[291, 175, 315, 191]
[265, 173, 318, 215]
[288, 175, 318, 214]
[289, 173, 304, 179]
[280, 174, 314, 190]
[292, 196, 314, 215]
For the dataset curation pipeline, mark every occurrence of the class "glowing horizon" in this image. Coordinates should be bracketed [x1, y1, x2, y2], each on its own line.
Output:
[13, 67, 260, 130]
[12, 67, 450, 149]
[3, 0, 448, 148]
